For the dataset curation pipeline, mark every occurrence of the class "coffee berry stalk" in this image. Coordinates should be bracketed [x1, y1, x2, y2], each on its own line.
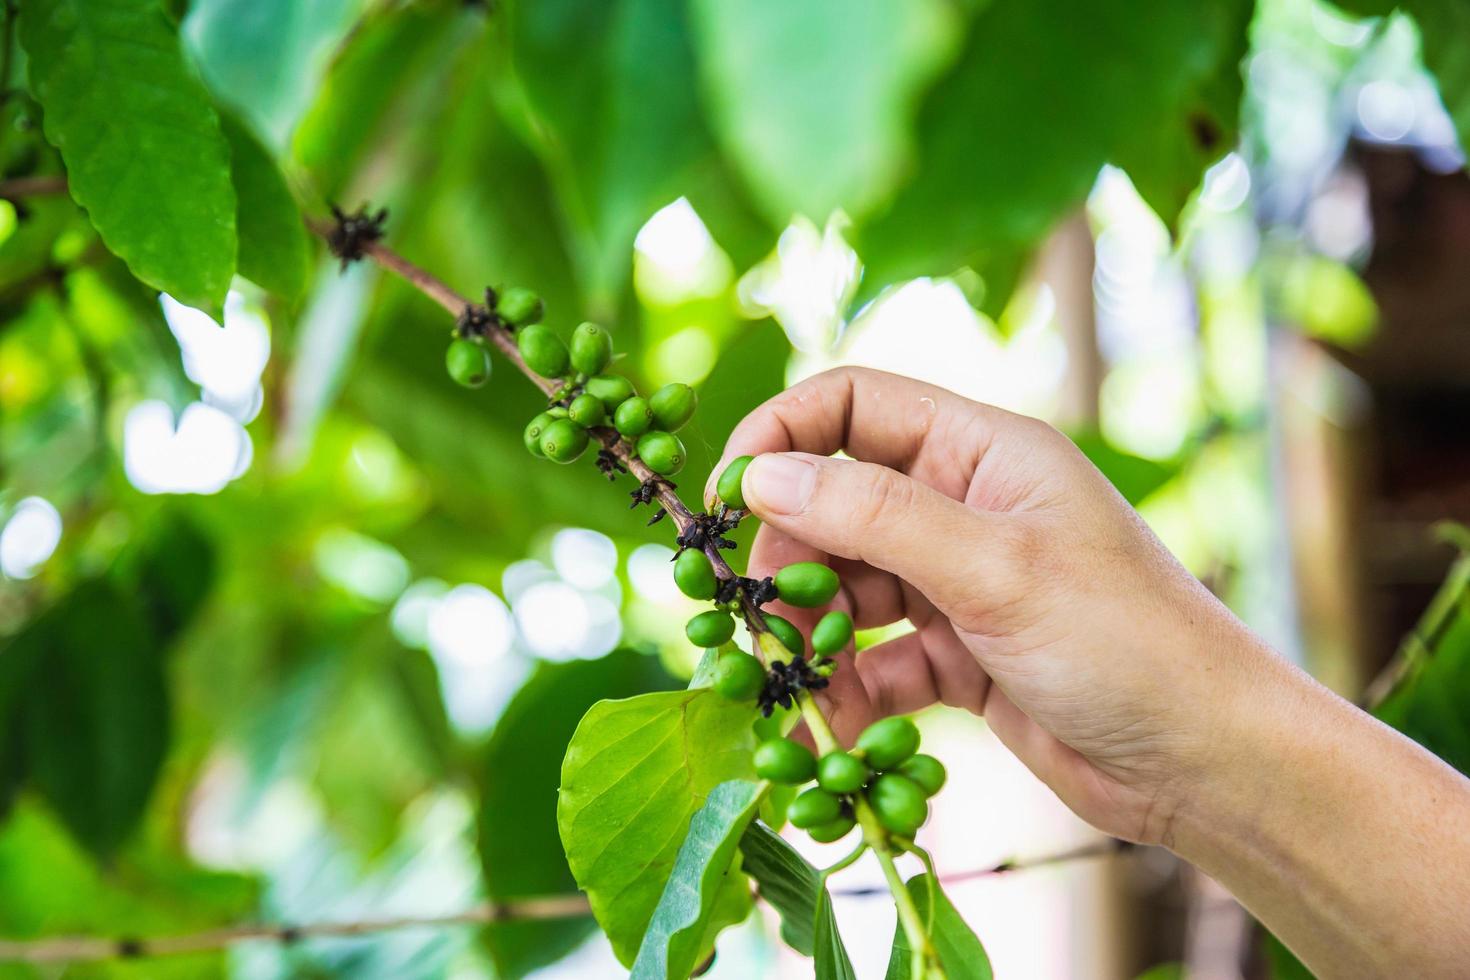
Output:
[441, 283, 944, 977]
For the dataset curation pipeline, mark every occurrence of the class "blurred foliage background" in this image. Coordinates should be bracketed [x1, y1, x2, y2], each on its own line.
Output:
[3, 0, 1470, 976]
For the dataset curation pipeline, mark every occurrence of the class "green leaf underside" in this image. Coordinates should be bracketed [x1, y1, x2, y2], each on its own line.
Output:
[480, 650, 676, 979]
[739, 820, 818, 955]
[557, 688, 759, 965]
[884, 873, 992, 980]
[630, 779, 763, 979]
[861, 0, 1243, 301]
[815, 888, 858, 980]
[219, 111, 308, 301]
[21, 0, 237, 312]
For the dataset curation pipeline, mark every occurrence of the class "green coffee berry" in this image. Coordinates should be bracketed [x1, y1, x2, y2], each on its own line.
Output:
[523, 411, 556, 458]
[517, 324, 570, 378]
[614, 396, 655, 437]
[762, 613, 804, 658]
[807, 814, 856, 844]
[496, 286, 543, 326]
[898, 754, 947, 797]
[817, 751, 869, 795]
[855, 716, 920, 770]
[716, 455, 754, 510]
[673, 548, 718, 600]
[585, 373, 635, 410]
[446, 338, 491, 388]
[788, 787, 842, 829]
[754, 738, 817, 784]
[713, 651, 766, 701]
[868, 773, 928, 837]
[567, 393, 606, 428]
[540, 418, 589, 463]
[570, 322, 613, 375]
[811, 610, 854, 656]
[773, 562, 841, 608]
[637, 431, 686, 476]
[686, 609, 735, 647]
[547, 405, 570, 418]
[649, 382, 696, 431]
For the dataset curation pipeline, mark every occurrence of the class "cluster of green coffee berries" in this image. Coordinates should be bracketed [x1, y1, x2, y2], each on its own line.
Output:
[756, 717, 945, 843]
[444, 286, 693, 474]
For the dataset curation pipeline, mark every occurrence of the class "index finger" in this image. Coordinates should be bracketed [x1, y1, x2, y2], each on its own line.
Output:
[703, 366, 1020, 507]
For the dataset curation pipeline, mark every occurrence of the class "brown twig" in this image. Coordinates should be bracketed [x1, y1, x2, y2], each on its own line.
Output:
[304, 213, 770, 635]
[829, 838, 1133, 897]
[0, 174, 68, 200]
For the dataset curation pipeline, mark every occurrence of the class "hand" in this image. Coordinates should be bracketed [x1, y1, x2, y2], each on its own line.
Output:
[709, 366, 1278, 846]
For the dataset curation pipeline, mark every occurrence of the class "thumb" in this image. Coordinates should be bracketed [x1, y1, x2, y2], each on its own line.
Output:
[741, 452, 1015, 623]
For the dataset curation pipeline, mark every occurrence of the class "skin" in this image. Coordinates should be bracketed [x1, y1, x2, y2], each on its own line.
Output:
[707, 366, 1470, 979]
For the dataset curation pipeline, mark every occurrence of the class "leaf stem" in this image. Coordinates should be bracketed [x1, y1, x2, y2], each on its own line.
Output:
[855, 797, 944, 979]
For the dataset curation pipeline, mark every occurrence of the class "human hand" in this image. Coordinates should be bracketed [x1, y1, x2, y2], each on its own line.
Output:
[708, 366, 1280, 846]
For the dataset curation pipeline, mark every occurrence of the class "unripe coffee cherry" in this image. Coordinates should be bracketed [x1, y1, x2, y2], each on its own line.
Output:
[754, 738, 817, 784]
[868, 773, 928, 837]
[686, 609, 735, 647]
[807, 814, 856, 844]
[570, 322, 613, 375]
[446, 338, 491, 388]
[585, 373, 635, 410]
[716, 455, 754, 510]
[788, 787, 842, 829]
[614, 396, 655, 437]
[811, 610, 854, 656]
[856, 716, 920, 770]
[540, 418, 590, 463]
[517, 324, 570, 378]
[898, 754, 947, 797]
[496, 286, 543, 326]
[567, 393, 606, 427]
[773, 562, 840, 608]
[637, 431, 686, 476]
[649, 382, 696, 431]
[816, 751, 868, 794]
[523, 411, 556, 458]
[712, 651, 766, 701]
[762, 614, 804, 657]
[673, 548, 718, 600]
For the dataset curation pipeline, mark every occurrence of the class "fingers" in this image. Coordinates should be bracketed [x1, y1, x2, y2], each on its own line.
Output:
[704, 366, 1021, 507]
[746, 524, 906, 630]
[740, 452, 1015, 629]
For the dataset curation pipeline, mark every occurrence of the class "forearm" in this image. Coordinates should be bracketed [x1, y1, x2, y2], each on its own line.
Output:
[1171, 649, 1470, 978]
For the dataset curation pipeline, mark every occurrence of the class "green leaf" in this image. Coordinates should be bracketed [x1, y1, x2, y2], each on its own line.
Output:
[119, 510, 217, 638]
[885, 873, 992, 980]
[630, 779, 763, 979]
[1068, 430, 1180, 506]
[479, 650, 676, 979]
[689, 0, 956, 224]
[506, 0, 717, 309]
[220, 111, 309, 302]
[861, 0, 1247, 303]
[21, 0, 237, 313]
[739, 821, 853, 964]
[815, 889, 858, 980]
[7, 581, 169, 857]
[183, 0, 365, 151]
[557, 688, 760, 965]
[1113, 0, 1252, 230]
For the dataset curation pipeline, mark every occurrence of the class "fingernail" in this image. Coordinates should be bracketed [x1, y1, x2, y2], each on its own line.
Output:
[745, 453, 816, 516]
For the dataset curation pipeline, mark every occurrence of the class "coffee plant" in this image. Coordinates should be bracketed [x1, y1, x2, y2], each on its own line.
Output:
[425, 270, 967, 977]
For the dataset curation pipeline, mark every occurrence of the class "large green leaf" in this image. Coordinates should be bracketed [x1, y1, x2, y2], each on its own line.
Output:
[557, 688, 760, 965]
[739, 821, 855, 970]
[479, 650, 677, 980]
[220, 111, 309, 302]
[8, 581, 169, 857]
[630, 779, 763, 979]
[21, 0, 237, 313]
[505, 0, 716, 310]
[861, 0, 1248, 301]
[884, 873, 992, 980]
[1069, 430, 1181, 506]
[1113, 0, 1253, 229]
[689, 0, 956, 225]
